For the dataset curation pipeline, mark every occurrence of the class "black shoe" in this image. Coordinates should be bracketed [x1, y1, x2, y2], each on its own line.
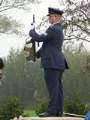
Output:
[39, 112, 57, 117]
[56, 112, 63, 117]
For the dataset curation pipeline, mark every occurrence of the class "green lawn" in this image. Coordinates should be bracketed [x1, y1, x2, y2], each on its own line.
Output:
[23, 110, 37, 117]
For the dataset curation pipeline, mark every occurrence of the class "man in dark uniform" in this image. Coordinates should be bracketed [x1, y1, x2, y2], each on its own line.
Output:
[0, 58, 4, 79]
[29, 7, 68, 117]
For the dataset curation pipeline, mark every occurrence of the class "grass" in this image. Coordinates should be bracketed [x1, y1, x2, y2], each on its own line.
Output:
[23, 110, 37, 117]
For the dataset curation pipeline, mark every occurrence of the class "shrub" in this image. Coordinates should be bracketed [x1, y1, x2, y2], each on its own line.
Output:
[35, 97, 48, 115]
[34, 95, 86, 116]
[84, 103, 90, 114]
[0, 96, 23, 120]
[23, 110, 37, 117]
[64, 95, 85, 115]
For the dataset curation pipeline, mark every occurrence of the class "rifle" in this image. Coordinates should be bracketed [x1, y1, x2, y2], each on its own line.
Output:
[24, 14, 36, 62]
[24, 15, 48, 62]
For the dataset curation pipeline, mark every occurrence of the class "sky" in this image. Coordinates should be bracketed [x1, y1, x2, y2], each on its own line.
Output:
[0, 0, 63, 57]
[0, 0, 90, 58]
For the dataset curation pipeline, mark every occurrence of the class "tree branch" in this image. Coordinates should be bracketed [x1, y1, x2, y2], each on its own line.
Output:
[0, 3, 24, 12]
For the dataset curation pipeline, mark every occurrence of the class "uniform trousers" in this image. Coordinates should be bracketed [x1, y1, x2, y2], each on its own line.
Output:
[44, 68, 64, 115]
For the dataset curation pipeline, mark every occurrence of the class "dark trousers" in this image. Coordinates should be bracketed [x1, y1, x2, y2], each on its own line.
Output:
[44, 68, 64, 115]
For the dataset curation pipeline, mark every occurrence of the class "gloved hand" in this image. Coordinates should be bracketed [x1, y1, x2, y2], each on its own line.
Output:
[36, 51, 40, 58]
[29, 29, 35, 37]
[35, 48, 42, 59]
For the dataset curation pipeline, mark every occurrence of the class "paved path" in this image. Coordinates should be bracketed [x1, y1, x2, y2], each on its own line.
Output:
[22, 117, 84, 120]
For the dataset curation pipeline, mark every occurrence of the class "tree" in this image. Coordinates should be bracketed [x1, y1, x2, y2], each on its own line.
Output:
[0, 48, 46, 107]
[0, 0, 40, 35]
[59, 0, 90, 71]
[0, 15, 20, 35]
[61, 0, 90, 43]
[63, 47, 90, 103]
[0, 0, 40, 12]
[0, 47, 90, 107]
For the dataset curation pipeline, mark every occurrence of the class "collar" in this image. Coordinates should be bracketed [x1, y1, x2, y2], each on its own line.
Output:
[51, 22, 60, 27]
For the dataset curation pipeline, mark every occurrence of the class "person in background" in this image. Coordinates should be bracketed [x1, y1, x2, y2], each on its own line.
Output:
[29, 7, 69, 117]
[0, 57, 4, 79]
[85, 111, 90, 120]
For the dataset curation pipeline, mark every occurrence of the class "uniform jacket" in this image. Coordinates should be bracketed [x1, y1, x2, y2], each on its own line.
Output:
[29, 23, 68, 70]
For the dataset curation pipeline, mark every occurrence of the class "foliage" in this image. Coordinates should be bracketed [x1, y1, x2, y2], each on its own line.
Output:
[0, 48, 46, 107]
[34, 95, 86, 116]
[0, 48, 90, 109]
[0, 96, 23, 120]
[84, 103, 90, 114]
[86, 54, 90, 71]
[0, 0, 40, 34]
[64, 95, 85, 115]
[0, 15, 11, 33]
[63, 48, 90, 102]
[23, 110, 37, 117]
[61, 0, 90, 43]
[35, 97, 48, 115]
[0, 15, 20, 34]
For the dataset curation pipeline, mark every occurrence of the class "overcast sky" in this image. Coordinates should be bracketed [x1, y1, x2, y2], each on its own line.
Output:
[0, 0, 63, 57]
[0, 0, 90, 58]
